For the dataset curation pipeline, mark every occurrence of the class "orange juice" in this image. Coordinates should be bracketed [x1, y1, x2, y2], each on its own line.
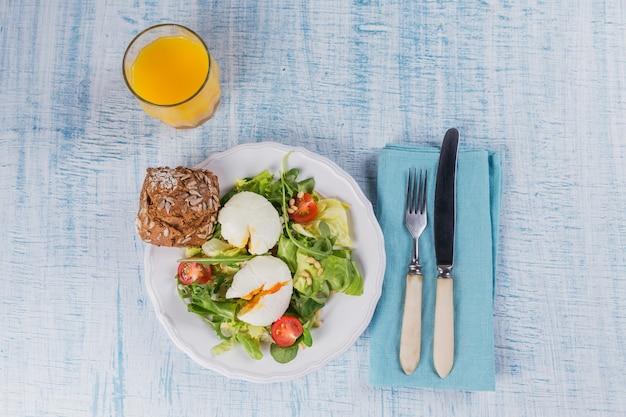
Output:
[131, 36, 209, 105]
[123, 24, 221, 129]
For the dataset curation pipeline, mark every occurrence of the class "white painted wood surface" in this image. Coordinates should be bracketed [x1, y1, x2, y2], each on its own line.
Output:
[1, 1, 625, 416]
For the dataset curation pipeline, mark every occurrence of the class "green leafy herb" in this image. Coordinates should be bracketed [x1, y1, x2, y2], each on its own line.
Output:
[174, 155, 364, 364]
[270, 342, 299, 364]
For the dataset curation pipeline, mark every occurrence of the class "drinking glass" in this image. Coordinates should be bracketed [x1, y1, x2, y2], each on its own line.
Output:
[123, 24, 221, 129]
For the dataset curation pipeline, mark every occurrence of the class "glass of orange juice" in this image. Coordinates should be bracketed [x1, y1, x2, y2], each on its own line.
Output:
[123, 24, 221, 129]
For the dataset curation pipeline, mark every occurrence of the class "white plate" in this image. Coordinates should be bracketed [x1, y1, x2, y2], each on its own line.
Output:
[144, 142, 385, 382]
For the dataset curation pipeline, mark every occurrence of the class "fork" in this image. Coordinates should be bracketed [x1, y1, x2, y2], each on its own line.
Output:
[399, 168, 428, 375]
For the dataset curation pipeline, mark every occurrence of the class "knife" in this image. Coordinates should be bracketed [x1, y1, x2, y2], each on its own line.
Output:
[433, 127, 459, 378]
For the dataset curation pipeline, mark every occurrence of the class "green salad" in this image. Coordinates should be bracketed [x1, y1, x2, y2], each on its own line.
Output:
[175, 156, 364, 364]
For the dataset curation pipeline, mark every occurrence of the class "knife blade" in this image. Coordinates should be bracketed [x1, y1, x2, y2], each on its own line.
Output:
[433, 127, 459, 378]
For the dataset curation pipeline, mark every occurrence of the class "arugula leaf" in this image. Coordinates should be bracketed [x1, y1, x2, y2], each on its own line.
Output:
[178, 283, 239, 321]
[276, 235, 298, 271]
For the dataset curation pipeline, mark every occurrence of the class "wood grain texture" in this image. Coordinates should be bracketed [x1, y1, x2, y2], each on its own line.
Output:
[1, 0, 626, 416]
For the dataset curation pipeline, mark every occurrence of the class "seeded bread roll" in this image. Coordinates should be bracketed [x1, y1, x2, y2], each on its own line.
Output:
[135, 166, 220, 247]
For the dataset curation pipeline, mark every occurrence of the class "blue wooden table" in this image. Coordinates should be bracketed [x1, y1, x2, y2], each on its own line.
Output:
[1, 1, 625, 416]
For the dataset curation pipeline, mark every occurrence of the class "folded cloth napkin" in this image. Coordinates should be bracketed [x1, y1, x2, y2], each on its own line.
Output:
[369, 143, 502, 391]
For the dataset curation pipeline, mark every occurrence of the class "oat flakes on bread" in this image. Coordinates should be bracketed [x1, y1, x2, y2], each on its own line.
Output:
[135, 166, 220, 247]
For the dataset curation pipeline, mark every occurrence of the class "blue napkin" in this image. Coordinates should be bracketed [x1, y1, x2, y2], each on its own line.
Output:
[369, 144, 502, 391]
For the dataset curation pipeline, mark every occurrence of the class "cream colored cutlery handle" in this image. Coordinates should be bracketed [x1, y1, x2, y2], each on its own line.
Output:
[433, 277, 454, 378]
[399, 273, 423, 374]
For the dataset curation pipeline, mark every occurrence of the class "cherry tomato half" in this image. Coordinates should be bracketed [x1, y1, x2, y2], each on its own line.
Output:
[271, 316, 303, 347]
[177, 262, 211, 285]
[288, 192, 318, 223]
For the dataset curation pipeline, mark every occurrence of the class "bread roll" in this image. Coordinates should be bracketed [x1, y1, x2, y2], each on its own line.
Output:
[135, 166, 220, 247]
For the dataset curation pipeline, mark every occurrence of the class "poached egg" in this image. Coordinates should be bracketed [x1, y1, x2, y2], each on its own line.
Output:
[218, 191, 282, 255]
[226, 255, 293, 326]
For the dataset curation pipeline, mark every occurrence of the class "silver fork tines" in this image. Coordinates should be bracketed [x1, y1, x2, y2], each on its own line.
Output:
[405, 168, 428, 275]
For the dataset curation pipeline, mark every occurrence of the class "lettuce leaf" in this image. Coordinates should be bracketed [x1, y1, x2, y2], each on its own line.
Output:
[292, 198, 352, 248]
